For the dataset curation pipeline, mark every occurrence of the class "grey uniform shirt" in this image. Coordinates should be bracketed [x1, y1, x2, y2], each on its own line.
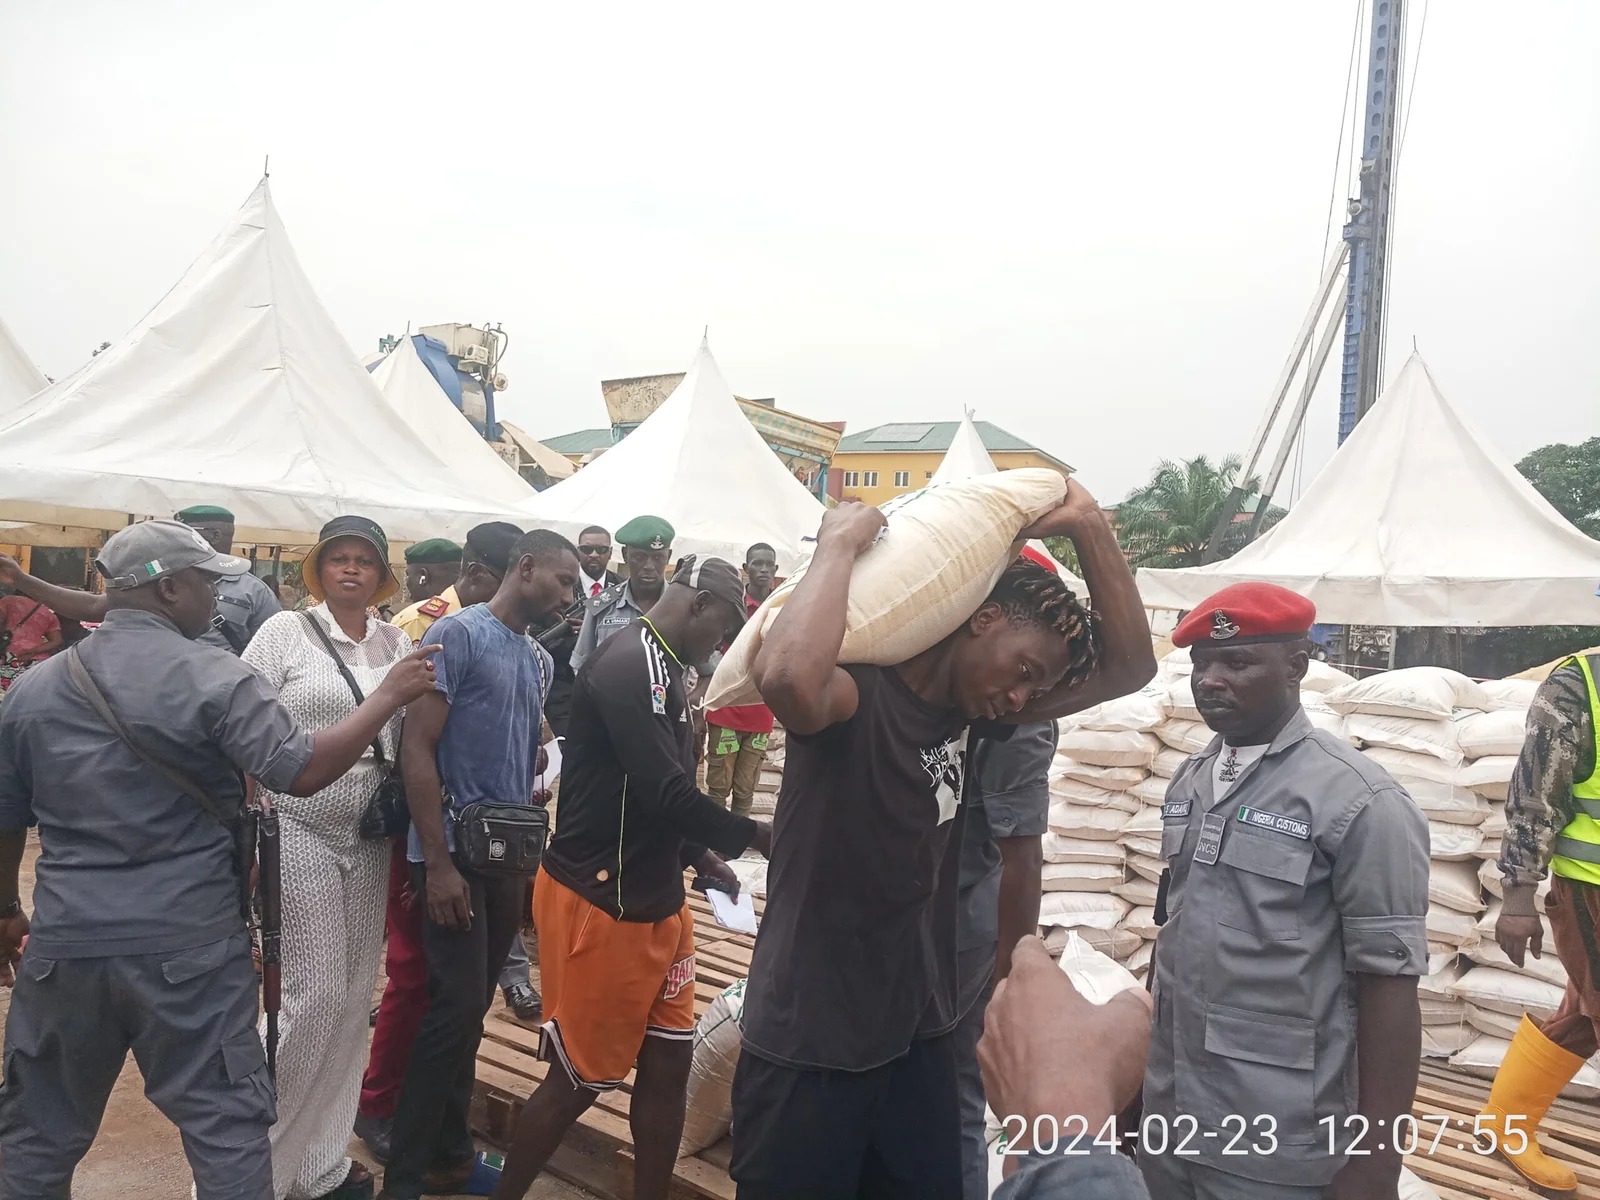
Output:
[199, 570, 281, 654]
[0, 609, 314, 958]
[1143, 708, 1429, 1187]
[570, 581, 647, 676]
[954, 720, 1056, 1019]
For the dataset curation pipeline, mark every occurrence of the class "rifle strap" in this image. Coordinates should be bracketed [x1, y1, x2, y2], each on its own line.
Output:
[66, 647, 238, 830]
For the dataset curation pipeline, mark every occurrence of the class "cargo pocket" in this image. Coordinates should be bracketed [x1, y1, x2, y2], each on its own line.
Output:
[160, 939, 231, 985]
[1160, 821, 1187, 863]
[215, 1029, 276, 1138]
[1182, 1004, 1317, 1144]
[1215, 832, 1312, 941]
[0, 955, 56, 1131]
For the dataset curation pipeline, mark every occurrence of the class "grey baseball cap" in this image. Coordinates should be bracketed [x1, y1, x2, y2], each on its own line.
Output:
[95, 520, 253, 590]
[670, 554, 748, 624]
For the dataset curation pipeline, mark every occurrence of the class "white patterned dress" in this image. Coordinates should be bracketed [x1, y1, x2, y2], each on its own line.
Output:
[242, 607, 412, 1200]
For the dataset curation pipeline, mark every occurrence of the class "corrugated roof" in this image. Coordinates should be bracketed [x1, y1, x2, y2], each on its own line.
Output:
[543, 427, 614, 454]
[836, 420, 1069, 469]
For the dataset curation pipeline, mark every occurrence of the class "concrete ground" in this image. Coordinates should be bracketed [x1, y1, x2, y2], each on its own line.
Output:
[0, 832, 593, 1200]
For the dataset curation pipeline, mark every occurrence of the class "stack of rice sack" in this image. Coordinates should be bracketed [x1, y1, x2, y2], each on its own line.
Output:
[1046, 683, 1169, 977]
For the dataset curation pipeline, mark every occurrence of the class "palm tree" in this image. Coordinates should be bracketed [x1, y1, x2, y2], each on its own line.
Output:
[1116, 454, 1280, 567]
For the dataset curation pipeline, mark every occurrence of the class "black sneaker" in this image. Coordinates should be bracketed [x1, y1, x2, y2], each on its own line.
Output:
[502, 982, 543, 1023]
[353, 1113, 393, 1164]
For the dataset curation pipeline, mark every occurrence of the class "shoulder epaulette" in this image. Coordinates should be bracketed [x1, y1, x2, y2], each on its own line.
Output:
[418, 596, 451, 618]
[591, 586, 619, 609]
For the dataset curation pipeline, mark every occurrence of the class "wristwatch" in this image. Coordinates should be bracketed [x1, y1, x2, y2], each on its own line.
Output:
[0, 899, 22, 919]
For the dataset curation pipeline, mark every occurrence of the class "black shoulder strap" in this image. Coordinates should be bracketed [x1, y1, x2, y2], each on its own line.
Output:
[66, 646, 239, 829]
[299, 611, 387, 765]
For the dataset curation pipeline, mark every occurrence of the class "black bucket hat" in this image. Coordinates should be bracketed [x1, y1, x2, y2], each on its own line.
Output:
[304, 515, 401, 605]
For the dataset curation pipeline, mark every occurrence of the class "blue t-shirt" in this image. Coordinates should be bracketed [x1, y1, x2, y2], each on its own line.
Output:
[407, 603, 553, 861]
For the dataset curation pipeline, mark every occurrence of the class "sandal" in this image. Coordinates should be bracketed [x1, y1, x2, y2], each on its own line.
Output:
[316, 1161, 374, 1200]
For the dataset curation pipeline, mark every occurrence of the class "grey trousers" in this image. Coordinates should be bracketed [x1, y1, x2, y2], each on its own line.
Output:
[1138, 1151, 1328, 1199]
[0, 932, 273, 1200]
[497, 930, 531, 992]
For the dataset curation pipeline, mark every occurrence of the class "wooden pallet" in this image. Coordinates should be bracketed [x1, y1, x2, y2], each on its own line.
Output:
[470, 890, 1600, 1200]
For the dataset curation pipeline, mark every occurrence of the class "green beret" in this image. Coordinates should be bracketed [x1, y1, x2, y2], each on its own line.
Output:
[174, 505, 235, 523]
[404, 537, 463, 565]
[616, 515, 675, 551]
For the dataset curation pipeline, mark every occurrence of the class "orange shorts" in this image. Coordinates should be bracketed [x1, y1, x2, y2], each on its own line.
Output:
[533, 868, 697, 1090]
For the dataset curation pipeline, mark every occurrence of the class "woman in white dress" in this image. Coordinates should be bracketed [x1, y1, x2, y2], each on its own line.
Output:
[243, 517, 413, 1200]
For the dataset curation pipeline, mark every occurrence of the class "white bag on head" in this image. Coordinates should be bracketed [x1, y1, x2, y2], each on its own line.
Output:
[706, 469, 1068, 709]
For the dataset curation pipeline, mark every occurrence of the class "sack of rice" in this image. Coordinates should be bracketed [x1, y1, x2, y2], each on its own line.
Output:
[1166, 677, 1201, 722]
[1127, 853, 1166, 882]
[1325, 667, 1492, 719]
[1302, 660, 1358, 693]
[1047, 803, 1127, 841]
[1041, 861, 1122, 893]
[1361, 746, 1461, 786]
[1150, 746, 1190, 779]
[1454, 708, 1528, 761]
[1421, 1023, 1479, 1058]
[1050, 756, 1146, 792]
[1426, 905, 1480, 949]
[1450, 1034, 1600, 1099]
[1346, 713, 1464, 766]
[1428, 821, 1484, 862]
[1154, 719, 1212, 755]
[1041, 834, 1125, 866]
[1480, 805, 1507, 838]
[1402, 779, 1490, 826]
[1479, 678, 1540, 712]
[1043, 924, 1141, 961]
[1038, 891, 1130, 930]
[1120, 807, 1162, 840]
[1459, 757, 1516, 802]
[1160, 646, 1192, 677]
[1072, 685, 1169, 733]
[1419, 954, 1467, 1003]
[706, 469, 1067, 708]
[1428, 860, 1487, 914]
[1464, 1004, 1522, 1040]
[1122, 907, 1161, 939]
[1112, 876, 1159, 906]
[727, 856, 768, 898]
[1302, 694, 1355, 744]
[1056, 727, 1160, 768]
[1446, 966, 1564, 1021]
[1476, 836, 1503, 862]
[1047, 777, 1139, 813]
[1124, 940, 1154, 977]
[1129, 775, 1170, 807]
[679, 979, 746, 1155]
[1056, 929, 1144, 1003]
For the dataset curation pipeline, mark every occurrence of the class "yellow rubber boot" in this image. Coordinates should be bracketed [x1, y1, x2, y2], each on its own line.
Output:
[1477, 1015, 1584, 1195]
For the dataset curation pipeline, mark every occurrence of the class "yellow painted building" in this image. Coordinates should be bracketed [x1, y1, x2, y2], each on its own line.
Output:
[830, 421, 1073, 506]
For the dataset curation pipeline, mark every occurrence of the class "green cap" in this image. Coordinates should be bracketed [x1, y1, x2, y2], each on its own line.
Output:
[174, 504, 235, 523]
[616, 515, 675, 551]
[404, 537, 463, 565]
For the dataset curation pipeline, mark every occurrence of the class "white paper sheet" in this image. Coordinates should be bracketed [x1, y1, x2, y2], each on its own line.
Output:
[708, 887, 758, 934]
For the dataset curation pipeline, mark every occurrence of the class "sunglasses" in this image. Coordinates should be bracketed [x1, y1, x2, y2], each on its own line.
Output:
[578, 545, 613, 556]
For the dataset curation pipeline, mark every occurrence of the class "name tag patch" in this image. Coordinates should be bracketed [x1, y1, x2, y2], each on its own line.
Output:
[1162, 799, 1192, 820]
[600, 614, 631, 626]
[1193, 812, 1227, 866]
[1237, 806, 1310, 840]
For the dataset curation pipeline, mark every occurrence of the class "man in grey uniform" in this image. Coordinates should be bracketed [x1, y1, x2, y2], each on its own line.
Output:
[0, 521, 440, 1199]
[570, 514, 674, 675]
[0, 504, 280, 655]
[952, 719, 1056, 1199]
[1141, 583, 1428, 1200]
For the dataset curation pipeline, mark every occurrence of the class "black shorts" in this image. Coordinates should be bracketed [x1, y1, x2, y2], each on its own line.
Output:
[730, 1032, 963, 1200]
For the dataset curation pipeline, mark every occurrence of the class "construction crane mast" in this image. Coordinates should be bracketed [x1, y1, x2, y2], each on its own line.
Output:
[1202, 0, 1409, 560]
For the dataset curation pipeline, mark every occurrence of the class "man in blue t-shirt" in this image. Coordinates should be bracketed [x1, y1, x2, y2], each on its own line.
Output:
[381, 529, 580, 1200]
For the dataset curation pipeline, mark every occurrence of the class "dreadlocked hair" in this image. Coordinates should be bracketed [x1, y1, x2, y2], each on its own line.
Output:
[984, 558, 1101, 689]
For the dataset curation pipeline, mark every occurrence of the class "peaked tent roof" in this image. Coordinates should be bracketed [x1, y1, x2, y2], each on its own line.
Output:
[928, 410, 1086, 592]
[0, 181, 520, 545]
[368, 333, 537, 496]
[0, 315, 48, 415]
[1139, 354, 1600, 626]
[521, 340, 823, 568]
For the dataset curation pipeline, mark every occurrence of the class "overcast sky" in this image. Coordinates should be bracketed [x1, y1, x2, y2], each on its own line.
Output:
[3, 0, 1595, 502]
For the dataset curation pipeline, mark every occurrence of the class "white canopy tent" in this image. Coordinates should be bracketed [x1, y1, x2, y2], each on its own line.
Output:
[1139, 354, 1600, 626]
[521, 339, 824, 568]
[0, 180, 520, 547]
[368, 333, 536, 499]
[928, 409, 1087, 591]
[0, 315, 47, 415]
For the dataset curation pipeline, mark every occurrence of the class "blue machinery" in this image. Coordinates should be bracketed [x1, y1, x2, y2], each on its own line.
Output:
[1203, 0, 1407, 561]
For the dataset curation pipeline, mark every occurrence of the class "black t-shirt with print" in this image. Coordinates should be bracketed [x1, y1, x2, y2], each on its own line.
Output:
[740, 664, 1005, 1072]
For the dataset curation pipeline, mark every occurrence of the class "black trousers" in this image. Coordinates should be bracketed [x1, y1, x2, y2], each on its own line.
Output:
[382, 862, 525, 1198]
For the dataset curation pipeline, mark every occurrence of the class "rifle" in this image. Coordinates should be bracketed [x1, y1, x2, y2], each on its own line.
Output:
[255, 795, 283, 1081]
[534, 597, 585, 650]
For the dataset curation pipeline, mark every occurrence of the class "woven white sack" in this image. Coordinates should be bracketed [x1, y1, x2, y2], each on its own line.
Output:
[1460, 757, 1516, 800]
[1041, 834, 1125, 865]
[1056, 728, 1160, 768]
[1446, 966, 1563, 1020]
[1428, 860, 1487, 914]
[1049, 756, 1146, 792]
[1325, 667, 1492, 720]
[1041, 861, 1122, 892]
[1455, 709, 1529, 760]
[706, 469, 1067, 708]
[1346, 713, 1464, 766]
[1154, 719, 1212, 755]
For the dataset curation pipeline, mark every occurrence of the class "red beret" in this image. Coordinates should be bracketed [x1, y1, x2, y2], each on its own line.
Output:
[1171, 583, 1315, 649]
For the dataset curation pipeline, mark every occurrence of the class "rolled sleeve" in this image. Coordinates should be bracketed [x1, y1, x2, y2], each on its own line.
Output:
[213, 673, 314, 793]
[1334, 787, 1430, 976]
